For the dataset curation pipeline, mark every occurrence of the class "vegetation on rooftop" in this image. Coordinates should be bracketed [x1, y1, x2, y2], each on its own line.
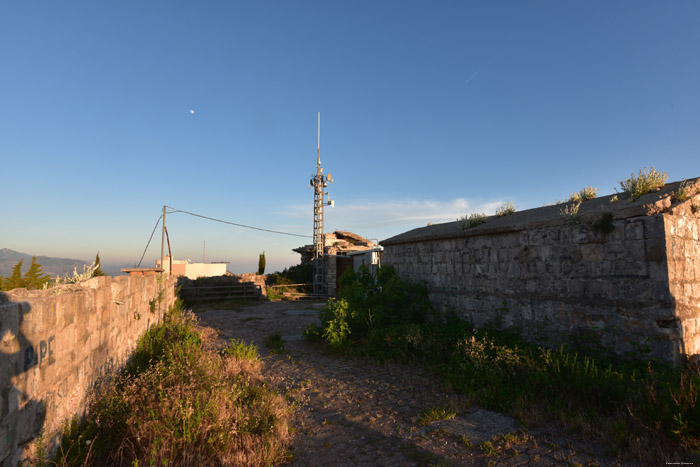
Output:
[618, 167, 669, 201]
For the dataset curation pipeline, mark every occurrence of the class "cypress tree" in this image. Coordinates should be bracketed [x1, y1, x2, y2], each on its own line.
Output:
[257, 251, 266, 275]
[93, 252, 105, 276]
[24, 256, 50, 290]
[5, 260, 25, 290]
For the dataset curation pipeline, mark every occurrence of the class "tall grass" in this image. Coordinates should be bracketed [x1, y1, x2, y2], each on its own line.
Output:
[51, 300, 291, 466]
[307, 266, 700, 463]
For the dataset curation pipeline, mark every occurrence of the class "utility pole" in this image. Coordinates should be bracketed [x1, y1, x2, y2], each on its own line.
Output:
[308, 112, 334, 295]
[160, 205, 166, 273]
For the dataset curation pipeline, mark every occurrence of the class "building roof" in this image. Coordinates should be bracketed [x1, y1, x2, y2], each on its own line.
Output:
[381, 178, 699, 246]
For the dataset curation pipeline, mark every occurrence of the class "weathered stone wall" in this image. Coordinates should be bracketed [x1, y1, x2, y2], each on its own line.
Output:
[665, 200, 700, 357]
[381, 180, 700, 363]
[0, 274, 177, 465]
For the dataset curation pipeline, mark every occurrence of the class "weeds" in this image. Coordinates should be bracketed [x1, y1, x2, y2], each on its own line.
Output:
[458, 212, 488, 230]
[306, 266, 700, 463]
[559, 202, 581, 225]
[672, 180, 692, 202]
[618, 167, 668, 201]
[264, 332, 286, 354]
[579, 186, 600, 200]
[610, 194, 619, 203]
[52, 300, 291, 466]
[225, 338, 259, 360]
[593, 211, 615, 234]
[418, 406, 457, 426]
[495, 201, 516, 217]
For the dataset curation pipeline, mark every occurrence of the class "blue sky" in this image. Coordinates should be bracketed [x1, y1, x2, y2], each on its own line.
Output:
[1, 1, 698, 273]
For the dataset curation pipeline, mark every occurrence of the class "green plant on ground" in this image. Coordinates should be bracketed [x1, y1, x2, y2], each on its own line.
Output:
[418, 406, 457, 426]
[225, 338, 259, 360]
[579, 186, 600, 200]
[458, 212, 488, 230]
[618, 167, 668, 201]
[480, 441, 498, 456]
[672, 180, 692, 202]
[51, 300, 291, 467]
[264, 332, 286, 354]
[305, 266, 700, 463]
[496, 201, 516, 217]
[559, 201, 581, 225]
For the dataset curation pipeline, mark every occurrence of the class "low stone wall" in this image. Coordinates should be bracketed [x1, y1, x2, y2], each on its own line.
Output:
[381, 179, 700, 364]
[0, 274, 177, 465]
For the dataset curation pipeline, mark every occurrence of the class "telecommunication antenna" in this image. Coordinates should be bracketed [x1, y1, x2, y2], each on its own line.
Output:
[308, 112, 334, 295]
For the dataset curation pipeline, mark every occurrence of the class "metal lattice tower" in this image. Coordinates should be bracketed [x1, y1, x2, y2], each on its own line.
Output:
[309, 112, 333, 295]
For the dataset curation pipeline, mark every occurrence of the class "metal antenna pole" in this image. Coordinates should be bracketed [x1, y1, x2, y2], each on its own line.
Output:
[310, 112, 334, 295]
[160, 205, 166, 273]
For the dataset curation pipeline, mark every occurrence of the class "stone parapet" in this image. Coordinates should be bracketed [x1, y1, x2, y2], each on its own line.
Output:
[0, 274, 176, 465]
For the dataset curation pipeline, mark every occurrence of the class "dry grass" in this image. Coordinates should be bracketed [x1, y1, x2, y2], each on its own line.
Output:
[50, 302, 292, 466]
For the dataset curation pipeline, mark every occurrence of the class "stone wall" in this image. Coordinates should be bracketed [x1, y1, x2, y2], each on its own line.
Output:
[0, 274, 177, 465]
[381, 179, 700, 364]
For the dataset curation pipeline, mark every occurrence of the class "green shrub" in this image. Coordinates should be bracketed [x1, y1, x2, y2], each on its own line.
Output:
[559, 201, 581, 225]
[305, 268, 700, 462]
[495, 201, 516, 217]
[579, 186, 600, 200]
[619, 167, 668, 201]
[458, 212, 488, 230]
[264, 332, 286, 354]
[672, 180, 692, 202]
[53, 301, 291, 467]
[225, 338, 259, 360]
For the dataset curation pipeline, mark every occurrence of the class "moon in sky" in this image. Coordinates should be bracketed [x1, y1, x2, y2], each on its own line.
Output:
[189, 109, 195, 114]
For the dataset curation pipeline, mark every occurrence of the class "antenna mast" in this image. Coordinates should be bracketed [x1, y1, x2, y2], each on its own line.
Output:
[309, 112, 334, 295]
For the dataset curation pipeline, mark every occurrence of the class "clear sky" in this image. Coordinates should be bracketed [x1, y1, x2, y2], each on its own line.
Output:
[1, 1, 698, 274]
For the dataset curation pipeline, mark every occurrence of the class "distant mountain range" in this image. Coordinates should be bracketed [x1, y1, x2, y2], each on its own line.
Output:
[0, 248, 89, 278]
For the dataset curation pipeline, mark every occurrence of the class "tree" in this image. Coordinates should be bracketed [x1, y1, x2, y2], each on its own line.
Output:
[257, 251, 266, 275]
[5, 260, 25, 290]
[24, 256, 50, 290]
[93, 252, 106, 276]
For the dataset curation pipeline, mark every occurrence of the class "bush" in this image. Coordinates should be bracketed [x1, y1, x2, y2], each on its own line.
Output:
[305, 269, 700, 462]
[458, 212, 488, 230]
[495, 201, 516, 217]
[304, 265, 436, 357]
[619, 167, 668, 201]
[53, 300, 291, 466]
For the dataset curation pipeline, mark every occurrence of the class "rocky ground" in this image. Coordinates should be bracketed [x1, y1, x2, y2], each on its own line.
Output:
[196, 300, 622, 466]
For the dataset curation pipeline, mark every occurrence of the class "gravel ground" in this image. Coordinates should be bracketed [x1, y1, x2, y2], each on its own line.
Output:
[196, 300, 621, 466]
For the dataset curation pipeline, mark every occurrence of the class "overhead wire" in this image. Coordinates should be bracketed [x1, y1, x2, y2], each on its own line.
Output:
[135, 214, 163, 268]
[165, 206, 311, 239]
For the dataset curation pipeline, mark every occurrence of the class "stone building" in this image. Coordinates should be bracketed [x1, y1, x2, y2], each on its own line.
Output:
[294, 231, 379, 294]
[381, 178, 700, 364]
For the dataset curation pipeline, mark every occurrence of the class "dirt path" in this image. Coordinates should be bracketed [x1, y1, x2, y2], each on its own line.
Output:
[197, 301, 618, 466]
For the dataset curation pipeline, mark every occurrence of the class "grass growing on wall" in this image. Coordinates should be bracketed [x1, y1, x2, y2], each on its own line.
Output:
[50, 300, 292, 466]
[305, 266, 700, 463]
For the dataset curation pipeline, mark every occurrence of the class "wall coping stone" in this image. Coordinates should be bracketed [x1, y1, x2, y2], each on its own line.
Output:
[381, 178, 699, 246]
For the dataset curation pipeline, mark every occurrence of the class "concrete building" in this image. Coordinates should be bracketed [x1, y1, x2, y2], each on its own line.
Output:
[294, 230, 380, 294]
[156, 256, 228, 279]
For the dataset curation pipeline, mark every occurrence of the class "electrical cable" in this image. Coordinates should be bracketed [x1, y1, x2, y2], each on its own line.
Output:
[135, 214, 163, 267]
[165, 206, 311, 239]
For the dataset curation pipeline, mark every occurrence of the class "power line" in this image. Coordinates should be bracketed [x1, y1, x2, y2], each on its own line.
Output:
[165, 206, 311, 239]
[136, 214, 163, 267]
